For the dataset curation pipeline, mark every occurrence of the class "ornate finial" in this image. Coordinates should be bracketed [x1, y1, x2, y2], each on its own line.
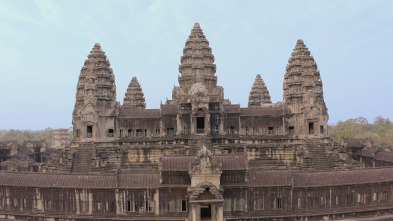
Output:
[189, 144, 222, 176]
[194, 22, 200, 28]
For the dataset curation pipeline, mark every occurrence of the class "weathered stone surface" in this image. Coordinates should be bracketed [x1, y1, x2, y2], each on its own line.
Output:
[51, 128, 71, 149]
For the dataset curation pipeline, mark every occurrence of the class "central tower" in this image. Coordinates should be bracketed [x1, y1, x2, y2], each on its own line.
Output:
[178, 22, 217, 95]
[170, 23, 227, 136]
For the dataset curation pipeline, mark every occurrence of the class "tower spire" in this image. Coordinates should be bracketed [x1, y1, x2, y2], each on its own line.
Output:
[178, 22, 217, 94]
[72, 42, 117, 141]
[248, 74, 271, 107]
[283, 40, 325, 108]
[123, 77, 146, 109]
[73, 42, 116, 115]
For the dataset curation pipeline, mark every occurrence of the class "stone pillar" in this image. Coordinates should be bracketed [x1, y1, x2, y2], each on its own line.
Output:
[88, 191, 93, 214]
[154, 189, 159, 215]
[34, 188, 43, 211]
[211, 204, 216, 221]
[216, 204, 223, 221]
[191, 204, 197, 221]
[75, 190, 80, 215]
[176, 114, 182, 136]
[115, 189, 122, 214]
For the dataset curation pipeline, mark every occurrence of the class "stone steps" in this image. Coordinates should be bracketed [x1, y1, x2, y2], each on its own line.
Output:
[71, 145, 93, 173]
[305, 141, 331, 170]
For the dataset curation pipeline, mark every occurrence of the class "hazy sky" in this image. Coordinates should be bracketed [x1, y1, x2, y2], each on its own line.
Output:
[0, 0, 392, 130]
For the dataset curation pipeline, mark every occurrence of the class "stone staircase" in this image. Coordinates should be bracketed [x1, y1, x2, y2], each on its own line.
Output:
[71, 144, 94, 173]
[305, 140, 331, 170]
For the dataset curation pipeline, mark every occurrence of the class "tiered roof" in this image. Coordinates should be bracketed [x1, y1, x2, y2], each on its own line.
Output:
[248, 74, 272, 107]
[123, 77, 146, 109]
[73, 43, 116, 114]
[283, 40, 324, 104]
[178, 23, 217, 94]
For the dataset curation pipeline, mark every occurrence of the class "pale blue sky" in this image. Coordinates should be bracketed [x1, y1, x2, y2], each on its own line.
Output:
[0, 0, 392, 130]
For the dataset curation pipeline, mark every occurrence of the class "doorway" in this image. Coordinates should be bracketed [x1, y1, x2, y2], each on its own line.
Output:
[200, 204, 211, 219]
[197, 117, 205, 133]
[196, 108, 205, 134]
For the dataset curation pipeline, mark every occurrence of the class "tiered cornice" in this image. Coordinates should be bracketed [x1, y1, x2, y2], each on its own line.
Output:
[73, 43, 117, 116]
[248, 74, 271, 107]
[178, 23, 217, 94]
[123, 77, 146, 109]
[283, 40, 324, 108]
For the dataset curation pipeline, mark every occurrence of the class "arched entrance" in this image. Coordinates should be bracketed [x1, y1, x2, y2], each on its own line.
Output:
[196, 108, 205, 134]
[188, 182, 224, 221]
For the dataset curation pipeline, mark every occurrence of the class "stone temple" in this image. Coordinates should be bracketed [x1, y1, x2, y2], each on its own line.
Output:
[1, 23, 393, 221]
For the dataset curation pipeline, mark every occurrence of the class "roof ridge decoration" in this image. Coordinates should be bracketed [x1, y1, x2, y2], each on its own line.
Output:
[248, 74, 272, 107]
[189, 145, 222, 176]
[123, 76, 146, 109]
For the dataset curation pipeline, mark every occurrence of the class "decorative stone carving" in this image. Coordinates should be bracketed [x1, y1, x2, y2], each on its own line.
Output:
[189, 145, 222, 176]
[190, 83, 209, 105]
[188, 181, 223, 201]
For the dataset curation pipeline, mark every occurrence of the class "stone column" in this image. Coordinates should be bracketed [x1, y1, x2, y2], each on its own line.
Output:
[115, 189, 122, 215]
[191, 204, 197, 221]
[211, 204, 216, 221]
[216, 204, 224, 221]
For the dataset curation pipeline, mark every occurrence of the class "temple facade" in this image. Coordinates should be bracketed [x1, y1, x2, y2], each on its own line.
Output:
[1, 23, 393, 221]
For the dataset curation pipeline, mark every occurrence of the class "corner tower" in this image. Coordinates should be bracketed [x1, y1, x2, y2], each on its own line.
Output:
[283, 40, 328, 138]
[123, 76, 146, 109]
[72, 43, 118, 142]
[248, 74, 271, 107]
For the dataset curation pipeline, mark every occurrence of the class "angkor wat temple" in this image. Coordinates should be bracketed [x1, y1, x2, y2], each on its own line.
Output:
[1, 23, 393, 221]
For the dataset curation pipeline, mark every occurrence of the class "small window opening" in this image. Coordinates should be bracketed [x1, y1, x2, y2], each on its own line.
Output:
[183, 126, 190, 135]
[268, 127, 274, 135]
[309, 123, 314, 134]
[181, 200, 187, 212]
[128, 129, 133, 137]
[155, 128, 160, 136]
[320, 125, 324, 134]
[108, 129, 114, 137]
[244, 127, 249, 135]
[87, 126, 93, 138]
[200, 204, 211, 219]
[145, 200, 153, 212]
[167, 128, 174, 135]
[197, 117, 205, 133]
[136, 129, 143, 137]
[119, 129, 123, 137]
[127, 201, 131, 212]
[289, 126, 294, 135]
[274, 198, 282, 209]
